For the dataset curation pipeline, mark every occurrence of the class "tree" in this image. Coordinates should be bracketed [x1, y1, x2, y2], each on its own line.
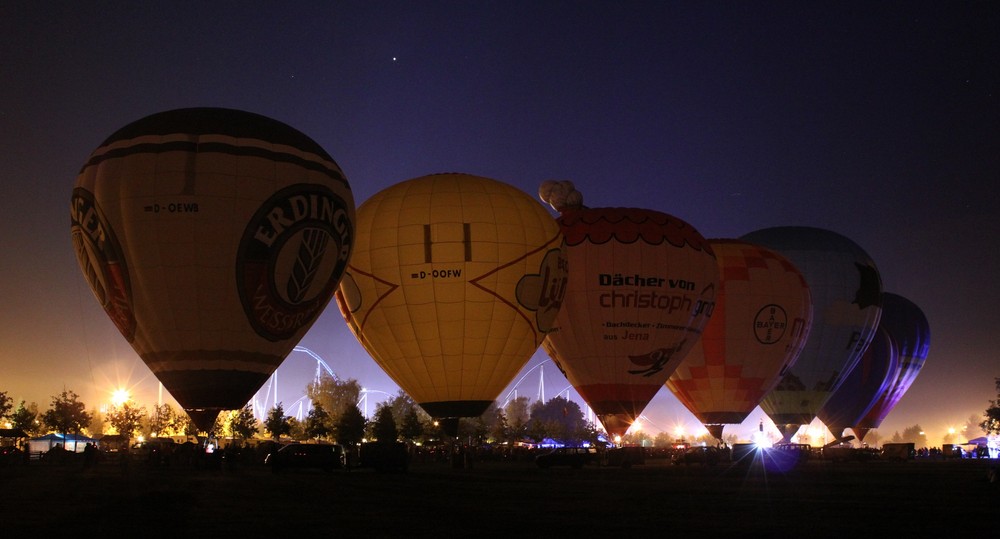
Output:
[88, 407, 105, 436]
[106, 401, 146, 438]
[304, 402, 332, 440]
[287, 417, 304, 440]
[386, 391, 427, 442]
[371, 403, 398, 443]
[9, 401, 39, 435]
[900, 424, 928, 447]
[980, 377, 1000, 435]
[307, 373, 362, 432]
[526, 396, 588, 445]
[219, 405, 259, 441]
[526, 415, 552, 443]
[211, 413, 226, 436]
[335, 403, 366, 447]
[504, 396, 530, 441]
[387, 390, 414, 423]
[455, 416, 481, 440]
[456, 404, 497, 445]
[653, 431, 674, 447]
[399, 407, 424, 442]
[149, 403, 178, 436]
[0, 390, 11, 421]
[490, 407, 511, 444]
[176, 413, 196, 436]
[468, 402, 510, 445]
[42, 389, 92, 438]
[623, 429, 651, 446]
[264, 403, 292, 441]
[232, 405, 259, 440]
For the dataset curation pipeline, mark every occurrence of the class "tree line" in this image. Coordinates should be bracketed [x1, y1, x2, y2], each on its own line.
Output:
[0, 374, 603, 448]
[243, 372, 606, 448]
[6, 376, 997, 448]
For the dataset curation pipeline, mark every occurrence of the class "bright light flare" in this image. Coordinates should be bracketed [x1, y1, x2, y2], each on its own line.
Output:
[752, 429, 773, 449]
[111, 388, 131, 406]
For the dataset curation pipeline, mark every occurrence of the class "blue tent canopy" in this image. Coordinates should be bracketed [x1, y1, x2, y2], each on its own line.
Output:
[28, 433, 98, 453]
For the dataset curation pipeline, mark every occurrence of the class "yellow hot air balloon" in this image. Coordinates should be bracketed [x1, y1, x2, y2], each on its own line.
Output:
[666, 239, 813, 441]
[71, 108, 354, 431]
[336, 173, 567, 432]
[538, 182, 719, 438]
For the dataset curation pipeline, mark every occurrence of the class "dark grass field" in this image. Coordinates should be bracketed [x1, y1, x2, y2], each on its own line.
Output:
[1, 455, 996, 535]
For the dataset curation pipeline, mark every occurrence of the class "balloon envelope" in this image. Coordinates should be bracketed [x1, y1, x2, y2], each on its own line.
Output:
[740, 226, 882, 441]
[853, 293, 931, 440]
[542, 207, 719, 437]
[337, 173, 567, 427]
[71, 108, 354, 430]
[666, 239, 813, 440]
[817, 326, 898, 441]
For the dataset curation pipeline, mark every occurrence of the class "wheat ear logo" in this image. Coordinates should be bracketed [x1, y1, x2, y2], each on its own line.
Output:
[237, 184, 352, 341]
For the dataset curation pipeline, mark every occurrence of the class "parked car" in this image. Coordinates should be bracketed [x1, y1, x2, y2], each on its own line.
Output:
[671, 446, 723, 466]
[1, 445, 24, 466]
[763, 443, 812, 471]
[730, 443, 760, 464]
[606, 446, 645, 468]
[98, 434, 129, 461]
[265, 443, 344, 473]
[535, 447, 598, 469]
[131, 437, 176, 466]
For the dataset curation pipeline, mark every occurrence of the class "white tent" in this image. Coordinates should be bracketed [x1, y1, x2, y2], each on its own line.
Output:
[963, 435, 999, 459]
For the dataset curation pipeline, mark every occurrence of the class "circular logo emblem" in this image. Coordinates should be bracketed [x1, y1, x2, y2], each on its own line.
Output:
[70, 188, 136, 342]
[237, 184, 353, 341]
[754, 304, 787, 344]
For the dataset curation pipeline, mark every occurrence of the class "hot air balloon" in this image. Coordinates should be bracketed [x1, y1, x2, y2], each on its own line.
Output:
[336, 173, 567, 434]
[816, 326, 898, 442]
[740, 226, 882, 442]
[539, 181, 719, 438]
[71, 108, 355, 431]
[852, 292, 931, 441]
[666, 239, 813, 441]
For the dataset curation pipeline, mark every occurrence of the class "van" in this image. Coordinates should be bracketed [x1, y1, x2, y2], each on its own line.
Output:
[265, 443, 345, 473]
[880, 442, 915, 461]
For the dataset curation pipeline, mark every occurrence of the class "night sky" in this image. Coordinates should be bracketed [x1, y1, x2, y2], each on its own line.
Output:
[1, 2, 996, 445]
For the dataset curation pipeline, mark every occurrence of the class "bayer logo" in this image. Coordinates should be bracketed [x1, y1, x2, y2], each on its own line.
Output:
[754, 304, 788, 345]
